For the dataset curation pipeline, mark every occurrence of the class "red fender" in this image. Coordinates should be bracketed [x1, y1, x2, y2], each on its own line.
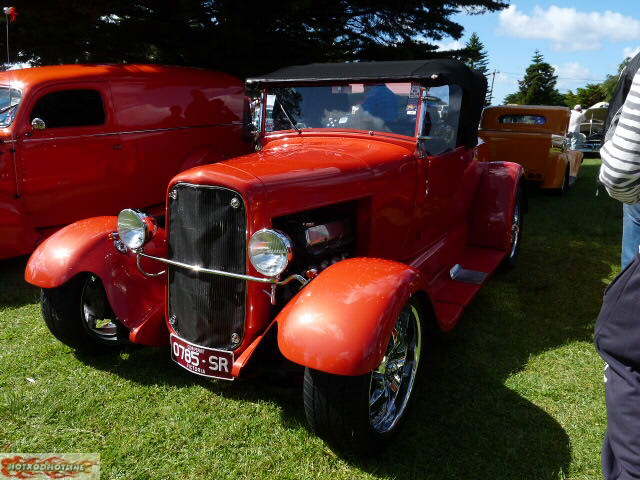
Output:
[0, 196, 39, 259]
[469, 161, 524, 251]
[276, 258, 427, 376]
[25, 217, 169, 346]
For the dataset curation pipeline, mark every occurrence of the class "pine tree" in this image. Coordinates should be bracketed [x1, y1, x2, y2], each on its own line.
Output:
[9, 0, 510, 78]
[504, 51, 565, 106]
[465, 33, 489, 76]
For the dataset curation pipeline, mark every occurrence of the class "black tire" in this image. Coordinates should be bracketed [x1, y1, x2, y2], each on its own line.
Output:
[501, 185, 524, 270]
[303, 298, 424, 455]
[42, 273, 128, 353]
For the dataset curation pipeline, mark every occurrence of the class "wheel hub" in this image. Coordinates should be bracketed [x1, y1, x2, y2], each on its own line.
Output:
[369, 304, 422, 434]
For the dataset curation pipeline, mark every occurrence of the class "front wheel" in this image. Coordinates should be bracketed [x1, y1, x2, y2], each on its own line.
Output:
[303, 299, 424, 454]
[501, 186, 524, 270]
[42, 274, 128, 353]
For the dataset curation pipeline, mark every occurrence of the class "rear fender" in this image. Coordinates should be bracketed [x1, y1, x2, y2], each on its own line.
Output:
[469, 161, 524, 251]
[0, 196, 39, 259]
[25, 217, 168, 346]
[276, 258, 428, 376]
[541, 153, 567, 189]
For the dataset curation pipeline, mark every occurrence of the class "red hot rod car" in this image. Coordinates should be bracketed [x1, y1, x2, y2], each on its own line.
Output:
[0, 64, 249, 259]
[26, 60, 524, 453]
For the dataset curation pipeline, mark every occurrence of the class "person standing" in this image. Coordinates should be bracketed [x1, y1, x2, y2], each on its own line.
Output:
[568, 105, 584, 150]
[599, 65, 640, 268]
[597, 52, 640, 480]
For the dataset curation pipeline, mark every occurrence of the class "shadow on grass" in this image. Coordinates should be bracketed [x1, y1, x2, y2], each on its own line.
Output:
[0, 256, 39, 308]
[24, 160, 616, 478]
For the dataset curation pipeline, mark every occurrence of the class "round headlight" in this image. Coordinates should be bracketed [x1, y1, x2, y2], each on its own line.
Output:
[249, 229, 293, 277]
[117, 209, 151, 250]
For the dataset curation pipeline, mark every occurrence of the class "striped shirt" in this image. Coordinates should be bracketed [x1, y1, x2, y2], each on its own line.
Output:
[599, 69, 640, 204]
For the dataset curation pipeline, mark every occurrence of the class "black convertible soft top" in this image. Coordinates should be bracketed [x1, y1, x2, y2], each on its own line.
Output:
[247, 59, 488, 148]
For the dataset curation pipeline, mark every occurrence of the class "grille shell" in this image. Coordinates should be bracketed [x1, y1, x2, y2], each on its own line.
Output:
[168, 183, 247, 350]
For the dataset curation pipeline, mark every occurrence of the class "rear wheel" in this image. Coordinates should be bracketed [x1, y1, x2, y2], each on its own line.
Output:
[303, 298, 423, 454]
[42, 274, 128, 353]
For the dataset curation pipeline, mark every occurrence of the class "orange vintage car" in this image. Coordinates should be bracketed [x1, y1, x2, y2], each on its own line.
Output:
[479, 105, 584, 194]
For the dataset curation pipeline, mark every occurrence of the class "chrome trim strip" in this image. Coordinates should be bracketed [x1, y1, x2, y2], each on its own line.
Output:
[21, 121, 246, 142]
[137, 252, 308, 286]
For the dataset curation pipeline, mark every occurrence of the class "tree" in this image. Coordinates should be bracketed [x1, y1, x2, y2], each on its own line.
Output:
[7, 0, 509, 78]
[464, 32, 489, 76]
[504, 51, 565, 106]
[564, 83, 606, 109]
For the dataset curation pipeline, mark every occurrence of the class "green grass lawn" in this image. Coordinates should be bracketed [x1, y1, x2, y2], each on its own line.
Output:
[0, 157, 620, 479]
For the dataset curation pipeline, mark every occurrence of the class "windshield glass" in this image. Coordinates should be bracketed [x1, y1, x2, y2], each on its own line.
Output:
[0, 87, 21, 126]
[266, 83, 422, 136]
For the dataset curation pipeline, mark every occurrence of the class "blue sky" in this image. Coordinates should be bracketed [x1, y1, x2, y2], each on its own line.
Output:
[437, 1, 640, 104]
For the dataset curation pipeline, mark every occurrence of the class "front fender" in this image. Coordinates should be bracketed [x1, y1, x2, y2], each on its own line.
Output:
[25, 217, 168, 346]
[470, 161, 524, 251]
[276, 258, 427, 376]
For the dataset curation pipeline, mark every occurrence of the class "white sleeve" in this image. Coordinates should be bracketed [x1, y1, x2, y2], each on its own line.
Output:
[599, 69, 640, 203]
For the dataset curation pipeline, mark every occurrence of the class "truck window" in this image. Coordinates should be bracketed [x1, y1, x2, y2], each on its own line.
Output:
[499, 114, 547, 125]
[30, 89, 105, 128]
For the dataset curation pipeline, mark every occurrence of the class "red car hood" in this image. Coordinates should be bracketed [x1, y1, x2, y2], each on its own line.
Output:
[171, 135, 415, 218]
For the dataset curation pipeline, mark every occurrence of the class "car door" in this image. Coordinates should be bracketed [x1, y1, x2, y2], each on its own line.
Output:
[410, 85, 479, 273]
[17, 82, 129, 228]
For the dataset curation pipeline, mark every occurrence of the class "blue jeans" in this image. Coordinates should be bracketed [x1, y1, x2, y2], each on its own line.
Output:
[622, 203, 640, 268]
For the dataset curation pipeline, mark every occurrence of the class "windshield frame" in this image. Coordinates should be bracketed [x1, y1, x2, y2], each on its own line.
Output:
[0, 84, 22, 128]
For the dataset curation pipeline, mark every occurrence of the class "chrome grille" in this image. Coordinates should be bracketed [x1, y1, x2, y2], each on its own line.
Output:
[168, 183, 246, 350]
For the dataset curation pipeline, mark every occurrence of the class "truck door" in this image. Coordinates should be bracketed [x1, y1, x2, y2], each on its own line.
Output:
[16, 82, 129, 228]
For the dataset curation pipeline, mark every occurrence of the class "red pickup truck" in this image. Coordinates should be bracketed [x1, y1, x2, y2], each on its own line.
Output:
[0, 64, 249, 259]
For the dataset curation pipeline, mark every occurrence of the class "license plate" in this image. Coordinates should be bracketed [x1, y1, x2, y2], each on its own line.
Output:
[170, 334, 234, 381]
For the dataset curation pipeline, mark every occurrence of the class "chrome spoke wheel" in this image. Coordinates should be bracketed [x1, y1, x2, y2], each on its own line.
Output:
[80, 275, 118, 340]
[369, 304, 422, 434]
[509, 200, 521, 259]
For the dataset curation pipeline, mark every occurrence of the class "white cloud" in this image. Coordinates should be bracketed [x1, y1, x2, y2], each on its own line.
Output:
[499, 5, 640, 52]
[624, 46, 640, 59]
[494, 72, 517, 85]
[552, 62, 596, 90]
[434, 39, 464, 52]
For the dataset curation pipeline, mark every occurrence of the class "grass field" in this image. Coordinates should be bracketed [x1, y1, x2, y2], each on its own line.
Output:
[0, 157, 621, 480]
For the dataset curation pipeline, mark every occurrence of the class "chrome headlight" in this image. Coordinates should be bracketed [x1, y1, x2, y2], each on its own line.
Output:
[248, 229, 293, 277]
[117, 209, 153, 250]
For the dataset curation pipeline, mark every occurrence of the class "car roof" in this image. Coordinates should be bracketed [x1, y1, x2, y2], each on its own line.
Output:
[481, 105, 571, 134]
[488, 105, 570, 112]
[246, 59, 484, 90]
[0, 64, 232, 88]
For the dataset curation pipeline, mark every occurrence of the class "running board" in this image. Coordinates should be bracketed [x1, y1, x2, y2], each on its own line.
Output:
[449, 264, 488, 285]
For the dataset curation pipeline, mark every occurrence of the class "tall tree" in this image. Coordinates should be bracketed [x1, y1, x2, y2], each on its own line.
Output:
[465, 32, 489, 75]
[504, 51, 565, 106]
[564, 84, 606, 109]
[6, 0, 509, 78]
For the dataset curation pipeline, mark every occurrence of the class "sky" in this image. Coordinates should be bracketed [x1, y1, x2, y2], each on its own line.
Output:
[436, 1, 640, 104]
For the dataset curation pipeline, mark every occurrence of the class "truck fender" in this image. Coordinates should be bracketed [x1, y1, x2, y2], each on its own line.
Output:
[25, 217, 168, 346]
[0, 197, 39, 259]
[276, 258, 428, 376]
[469, 161, 524, 252]
[541, 153, 568, 189]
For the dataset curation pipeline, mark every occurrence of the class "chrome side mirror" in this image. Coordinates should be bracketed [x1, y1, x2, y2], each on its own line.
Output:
[31, 117, 46, 131]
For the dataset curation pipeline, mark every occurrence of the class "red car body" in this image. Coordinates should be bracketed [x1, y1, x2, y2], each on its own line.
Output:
[25, 60, 524, 452]
[0, 64, 249, 259]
